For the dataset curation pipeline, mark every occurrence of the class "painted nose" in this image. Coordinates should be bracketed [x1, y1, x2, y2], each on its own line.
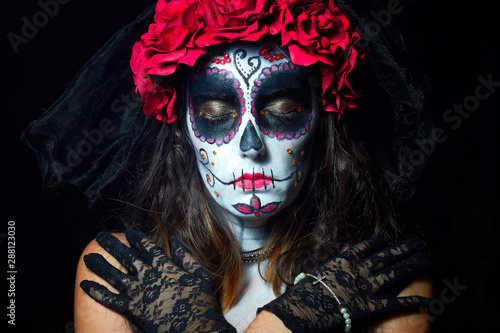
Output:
[239, 121, 265, 158]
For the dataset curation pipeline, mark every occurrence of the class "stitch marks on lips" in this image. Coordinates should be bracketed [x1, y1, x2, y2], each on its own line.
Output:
[198, 146, 307, 193]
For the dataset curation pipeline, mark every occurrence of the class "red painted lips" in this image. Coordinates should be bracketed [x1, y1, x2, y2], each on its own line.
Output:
[235, 173, 273, 190]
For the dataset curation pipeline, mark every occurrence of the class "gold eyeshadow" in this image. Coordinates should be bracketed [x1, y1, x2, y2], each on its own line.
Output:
[198, 100, 237, 117]
[262, 98, 301, 115]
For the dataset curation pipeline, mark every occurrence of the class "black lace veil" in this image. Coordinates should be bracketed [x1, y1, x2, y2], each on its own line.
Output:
[21, 5, 156, 207]
[21, 0, 434, 207]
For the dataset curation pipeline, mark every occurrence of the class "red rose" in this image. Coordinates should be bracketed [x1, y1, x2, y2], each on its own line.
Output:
[131, 0, 362, 123]
[148, 0, 206, 75]
[278, 0, 359, 114]
[131, 0, 210, 123]
[196, 0, 274, 46]
[131, 42, 178, 123]
[144, 81, 177, 123]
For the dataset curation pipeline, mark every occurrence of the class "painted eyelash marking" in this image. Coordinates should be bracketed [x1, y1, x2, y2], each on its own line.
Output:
[251, 62, 313, 140]
[189, 67, 246, 146]
[259, 113, 312, 140]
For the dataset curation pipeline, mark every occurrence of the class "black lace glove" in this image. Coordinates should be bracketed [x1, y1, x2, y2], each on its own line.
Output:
[259, 238, 432, 332]
[80, 230, 236, 333]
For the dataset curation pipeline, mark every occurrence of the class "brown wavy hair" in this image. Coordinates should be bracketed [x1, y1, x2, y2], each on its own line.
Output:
[127, 98, 400, 311]
[116, 4, 433, 332]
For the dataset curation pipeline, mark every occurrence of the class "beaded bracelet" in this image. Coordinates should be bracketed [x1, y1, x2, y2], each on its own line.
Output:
[294, 272, 352, 332]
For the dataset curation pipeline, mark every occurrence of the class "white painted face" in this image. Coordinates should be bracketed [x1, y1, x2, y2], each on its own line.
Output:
[185, 42, 319, 222]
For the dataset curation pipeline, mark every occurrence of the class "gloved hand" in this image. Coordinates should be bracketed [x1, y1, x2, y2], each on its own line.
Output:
[80, 230, 236, 333]
[259, 238, 432, 332]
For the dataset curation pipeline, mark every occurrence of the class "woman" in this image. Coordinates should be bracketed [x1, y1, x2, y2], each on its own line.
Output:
[23, 0, 433, 332]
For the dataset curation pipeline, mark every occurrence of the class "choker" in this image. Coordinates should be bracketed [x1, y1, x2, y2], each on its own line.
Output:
[240, 245, 275, 263]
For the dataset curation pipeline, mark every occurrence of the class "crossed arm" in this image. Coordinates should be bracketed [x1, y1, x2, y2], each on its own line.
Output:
[74, 233, 432, 333]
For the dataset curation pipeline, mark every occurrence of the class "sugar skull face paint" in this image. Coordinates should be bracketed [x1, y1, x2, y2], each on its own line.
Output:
[189, 67, 245, 145]
[186, 42, 319, 221]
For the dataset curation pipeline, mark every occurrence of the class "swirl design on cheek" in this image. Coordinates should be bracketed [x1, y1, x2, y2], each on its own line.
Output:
[198, 149, 215, 187]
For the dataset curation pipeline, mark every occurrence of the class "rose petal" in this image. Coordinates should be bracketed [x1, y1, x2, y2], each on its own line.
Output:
[288, 44, 319, 66]
[131, 0, 361, 123]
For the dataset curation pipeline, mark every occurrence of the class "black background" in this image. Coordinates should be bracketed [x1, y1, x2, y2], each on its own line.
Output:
[1, 0, 498, 332]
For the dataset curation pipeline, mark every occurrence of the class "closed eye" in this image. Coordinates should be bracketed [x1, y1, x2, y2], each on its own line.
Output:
[202, 112, 235, 124]
[197, 100, 237, 117]
[262, 97, 303, 116]
[255, 94, 310, 135]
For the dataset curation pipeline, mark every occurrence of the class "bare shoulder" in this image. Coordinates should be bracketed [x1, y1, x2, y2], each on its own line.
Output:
[373, 276, 433, 333]
[74, 233, 133, 333]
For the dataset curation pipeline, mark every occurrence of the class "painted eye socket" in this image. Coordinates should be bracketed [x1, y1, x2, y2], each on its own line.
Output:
[252, 66, 313, 140]
[254, 94, 311, 140]
[190, 97, 241, 145]
[188, 68, 244, 146]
